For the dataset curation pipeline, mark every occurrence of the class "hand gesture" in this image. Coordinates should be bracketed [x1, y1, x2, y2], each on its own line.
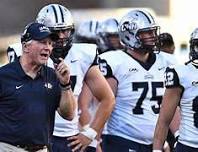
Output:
[54, 58, 70, 85]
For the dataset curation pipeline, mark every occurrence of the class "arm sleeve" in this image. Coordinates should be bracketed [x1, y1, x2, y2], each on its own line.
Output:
[98, 57, 114, 78]
[164, 67, 181, 88]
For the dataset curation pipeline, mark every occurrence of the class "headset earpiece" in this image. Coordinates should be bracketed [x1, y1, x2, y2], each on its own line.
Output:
[21, 32, 32, 43]
[21, 22, 34, 43]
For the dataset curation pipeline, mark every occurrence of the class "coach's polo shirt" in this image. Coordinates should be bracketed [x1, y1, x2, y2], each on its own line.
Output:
[0, 58, 61, 145]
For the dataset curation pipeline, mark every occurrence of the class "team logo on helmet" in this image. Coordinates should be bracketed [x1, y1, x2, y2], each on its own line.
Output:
[120, 21, 137, 32]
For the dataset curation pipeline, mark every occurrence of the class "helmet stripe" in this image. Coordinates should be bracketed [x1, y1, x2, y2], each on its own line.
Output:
[148, 13, 155, 23]
[51, 5, 58, 23]
[95, 21, 99, 33]
[58, 5, 64, 23]
[137, 10, 152, 24]
[89, 21, 92, 33]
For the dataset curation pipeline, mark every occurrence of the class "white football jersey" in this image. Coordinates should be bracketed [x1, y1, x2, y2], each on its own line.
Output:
[99, 50, 176, 145]
[164, 63, 198, 148]
[50, 43, 98, 137]
[7, 42, 98, 137]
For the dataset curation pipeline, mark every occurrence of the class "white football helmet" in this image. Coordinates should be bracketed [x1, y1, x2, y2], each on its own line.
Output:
[75, 20, 99, 43]
[97, 18, 122, 53]
[118, 10, 160, 52]
[189, 28, 198, 66]
[36, 4, 75, 60]
[36, 4, 74, 31]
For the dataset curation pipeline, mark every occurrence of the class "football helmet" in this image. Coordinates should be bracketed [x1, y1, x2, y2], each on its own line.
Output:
[118, 10, 160, 53]
[97, 18, 122, 53]
[36, 4, 75, 60]
[75, 20, 99, 43]
[189, 28, 198, 66]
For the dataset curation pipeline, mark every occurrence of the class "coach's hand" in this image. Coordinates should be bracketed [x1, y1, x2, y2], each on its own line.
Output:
[54, 58, 70, 85]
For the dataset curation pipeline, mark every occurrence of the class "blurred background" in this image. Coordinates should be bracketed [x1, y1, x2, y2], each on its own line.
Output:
[0, 0, 197, 65]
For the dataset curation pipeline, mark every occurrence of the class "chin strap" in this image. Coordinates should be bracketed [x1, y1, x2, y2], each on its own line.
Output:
[184, 58, 198, 65]
[185, 60, 192, 65]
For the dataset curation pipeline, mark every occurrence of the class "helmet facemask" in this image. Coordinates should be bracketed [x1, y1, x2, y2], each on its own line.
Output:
[104, 33, 122, 50]
[51, 28, 74, 61]
[97, 33, 121, 53]
[136, 26, 160, 53]
[189, 39, 198, 66]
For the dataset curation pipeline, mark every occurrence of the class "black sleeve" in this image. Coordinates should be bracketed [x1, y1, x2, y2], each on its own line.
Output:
[98, 57, 114, 78]
[164, 67, 180, 88]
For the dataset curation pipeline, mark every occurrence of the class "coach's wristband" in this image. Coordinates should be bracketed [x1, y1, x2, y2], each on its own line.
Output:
[81, 127, 97, 141]
[60, 81, 71, 91]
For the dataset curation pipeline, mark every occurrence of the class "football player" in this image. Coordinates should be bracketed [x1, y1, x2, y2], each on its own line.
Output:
[74, 19, 103, 152]
[98, 10, 177, 152]
[78, 18, 123, 127]
[78, 17, 124, 152]
[153, 28, 198, 152]
[158, 32, 179, 152]
[6, 4, 115, 152]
